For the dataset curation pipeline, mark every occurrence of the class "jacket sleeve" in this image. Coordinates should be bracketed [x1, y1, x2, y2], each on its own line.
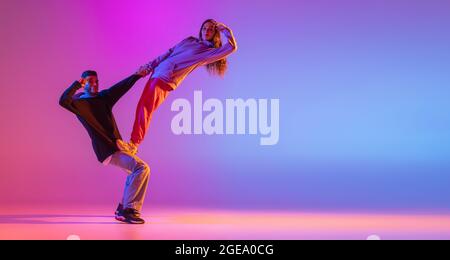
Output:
[59, 81, 82, 114]
[102, 74, 142, 106]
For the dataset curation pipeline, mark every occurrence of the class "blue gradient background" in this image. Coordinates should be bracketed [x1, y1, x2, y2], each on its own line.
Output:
[0, 0, 449, 213]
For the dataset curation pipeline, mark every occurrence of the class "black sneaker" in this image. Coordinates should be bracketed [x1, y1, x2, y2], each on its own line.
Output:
[116, 208, 145, 224]
[114, 203, 125, 221]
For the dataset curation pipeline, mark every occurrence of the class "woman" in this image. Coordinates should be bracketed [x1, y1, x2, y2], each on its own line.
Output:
[117, 19, 238, 154]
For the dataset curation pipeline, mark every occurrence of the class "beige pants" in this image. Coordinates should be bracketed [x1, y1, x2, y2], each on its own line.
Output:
[108, 151, 150, 211]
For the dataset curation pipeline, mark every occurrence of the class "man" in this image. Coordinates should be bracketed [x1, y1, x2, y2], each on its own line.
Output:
[59, 67, 151, 224]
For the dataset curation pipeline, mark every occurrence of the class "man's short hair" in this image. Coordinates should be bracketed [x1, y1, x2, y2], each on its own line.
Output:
[81, 70, 98, 78]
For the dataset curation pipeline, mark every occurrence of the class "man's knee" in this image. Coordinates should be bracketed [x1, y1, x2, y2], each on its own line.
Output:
[143, 163, 150, 176]
[136, 162, 150, 177]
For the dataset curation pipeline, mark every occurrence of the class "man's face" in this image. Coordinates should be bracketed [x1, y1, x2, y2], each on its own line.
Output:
[84, 76, 99, 95]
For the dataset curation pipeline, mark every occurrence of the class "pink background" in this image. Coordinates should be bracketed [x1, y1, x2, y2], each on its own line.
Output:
[1, 0, 450, 213]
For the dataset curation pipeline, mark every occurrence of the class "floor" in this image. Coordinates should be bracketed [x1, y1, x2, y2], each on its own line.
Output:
[1, 206, 450, 240]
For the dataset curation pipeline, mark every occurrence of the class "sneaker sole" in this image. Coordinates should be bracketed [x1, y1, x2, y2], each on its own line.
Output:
[127, 219, 145, 225]
[115, 215, 126, 222]
[115, 215, 145, 225]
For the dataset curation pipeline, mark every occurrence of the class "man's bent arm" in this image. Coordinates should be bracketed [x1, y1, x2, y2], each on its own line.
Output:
[59, 81, 82, 114]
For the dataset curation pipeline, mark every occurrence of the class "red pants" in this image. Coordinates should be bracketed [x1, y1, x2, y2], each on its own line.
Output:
[131, 78, 172, 145]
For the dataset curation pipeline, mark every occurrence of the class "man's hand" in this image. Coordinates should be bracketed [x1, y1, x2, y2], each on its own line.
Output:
[136, 65, 153, 77]
[78, 78, 87, 88]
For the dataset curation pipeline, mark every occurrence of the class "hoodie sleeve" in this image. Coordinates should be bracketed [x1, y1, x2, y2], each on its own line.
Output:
[145, 37, 195, 70]
[200, 28, 238, 66]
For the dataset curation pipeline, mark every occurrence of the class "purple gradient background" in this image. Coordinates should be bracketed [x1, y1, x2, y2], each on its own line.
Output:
[1, 0, 450, 212]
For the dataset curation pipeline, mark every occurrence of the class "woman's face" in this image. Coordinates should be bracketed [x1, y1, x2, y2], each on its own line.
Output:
[201, 22, 216, 41]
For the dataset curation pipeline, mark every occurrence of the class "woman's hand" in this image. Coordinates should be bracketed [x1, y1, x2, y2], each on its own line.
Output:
[216, 22, 234, 41]
[215, 22, 230, 32]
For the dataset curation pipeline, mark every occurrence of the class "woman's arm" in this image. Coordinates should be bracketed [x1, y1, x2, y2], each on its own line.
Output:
[145, 37, 192, 71]
[201, 23, 238, 66]
[217, 22, 238, 50]
[145, 46, 175, 71]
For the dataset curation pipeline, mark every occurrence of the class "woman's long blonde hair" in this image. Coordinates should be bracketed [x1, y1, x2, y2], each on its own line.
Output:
[199, 19, 228, 77]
